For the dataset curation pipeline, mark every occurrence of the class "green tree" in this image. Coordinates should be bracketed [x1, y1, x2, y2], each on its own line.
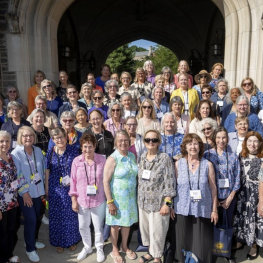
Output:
[106, 44, 135, 74]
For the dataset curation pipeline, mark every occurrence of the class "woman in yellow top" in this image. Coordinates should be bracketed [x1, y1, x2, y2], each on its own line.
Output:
[170, 73, 199, 120]
[28, 70, 46, 114]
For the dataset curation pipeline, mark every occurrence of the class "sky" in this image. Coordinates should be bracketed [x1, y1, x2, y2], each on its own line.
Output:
[129, 39, 157, 50]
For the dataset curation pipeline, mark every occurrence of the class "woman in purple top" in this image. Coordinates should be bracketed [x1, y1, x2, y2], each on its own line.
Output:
[143, 60, 156, 86]
[69, 134, 106, 262]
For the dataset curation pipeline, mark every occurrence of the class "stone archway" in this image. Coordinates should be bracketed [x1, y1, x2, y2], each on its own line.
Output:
[4, 0, 263, 103]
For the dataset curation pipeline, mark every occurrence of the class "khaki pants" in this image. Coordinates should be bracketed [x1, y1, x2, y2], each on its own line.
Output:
[139, 207, 170, 258]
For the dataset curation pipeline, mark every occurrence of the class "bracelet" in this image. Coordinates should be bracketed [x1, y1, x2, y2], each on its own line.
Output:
[107, 199, 114, 204]
[212, 211, 218, 213]
[164, 199, 172, 203]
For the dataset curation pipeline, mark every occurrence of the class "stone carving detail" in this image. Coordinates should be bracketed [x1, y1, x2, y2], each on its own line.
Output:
[5, 13, 20, 34]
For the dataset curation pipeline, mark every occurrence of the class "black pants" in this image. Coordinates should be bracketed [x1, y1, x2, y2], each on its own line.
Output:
[0, 207, 18, 263]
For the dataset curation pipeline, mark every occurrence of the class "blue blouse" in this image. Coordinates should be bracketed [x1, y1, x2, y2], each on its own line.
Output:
[249, 91, 263, 112]
[192, 85, 202, 100]
[159, 133, 183, 159]
[203, 149, 240, 199]
[46, 96, 63, 116]
[224, 112, 263, 137]
[153, 102, 169, 122]
[78, 98, 94, 111]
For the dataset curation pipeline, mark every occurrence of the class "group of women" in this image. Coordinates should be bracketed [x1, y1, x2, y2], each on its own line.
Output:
[1, 61, 263, 263]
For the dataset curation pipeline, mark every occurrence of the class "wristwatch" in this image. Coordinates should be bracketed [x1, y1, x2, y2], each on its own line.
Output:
[166, 202, 172, 208]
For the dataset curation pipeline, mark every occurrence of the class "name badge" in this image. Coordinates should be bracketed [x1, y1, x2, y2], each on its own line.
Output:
[157, 112, 164, 119]
[12, 141, 17, 148]
[87, 185, 97, 196]
[62, 175, 70, 187]
[177, 127, 184, 134]
[184, 103, 189, 110]
[142, 170, 151, 180]
[190, 190, 202, 202]
[219, 178, 230, 188]
[31, 173, 41, 185]
[217, 101, 224, 107]
[11, 180, 19, 190]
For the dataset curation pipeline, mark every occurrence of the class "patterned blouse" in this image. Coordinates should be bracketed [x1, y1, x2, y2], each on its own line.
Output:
[250, 91, 263, 113]
[203, 148, 240, 199]
[138, 151, 176, 212]
[0, 153, 19, 212]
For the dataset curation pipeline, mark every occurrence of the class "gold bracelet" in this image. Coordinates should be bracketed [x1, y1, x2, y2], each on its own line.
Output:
[107, 199, 114, 204]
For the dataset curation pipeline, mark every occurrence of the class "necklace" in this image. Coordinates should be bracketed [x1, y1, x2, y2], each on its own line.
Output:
[188, 159, 198, 170]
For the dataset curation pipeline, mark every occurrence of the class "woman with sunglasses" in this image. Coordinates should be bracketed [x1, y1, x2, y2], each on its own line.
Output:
[233, 132, 263, 260]
[78, 82, 93, 111]
[199, 117, 218, 151]
[74, 107, 90, 133]
[189, 100, 214, 138]
[174, 60, 193, 88]
[228, 116, 249, 154]
[159, 112, 183, 161]
[28, 70, 46, 114]
[170, 73, 199, 121]
[104, 102, 124, 138]
[104, 80, 121, 107]
[203, 127, 240, 263]
[57, 85, 86, 122]
[209, 63, 224, 90]
[40, 79, 63, 117]
[88, 90, 109, 121]
[240, 77, 263, 113]
[5, 85, 28, 119]
[193, 70, 212, 100]
[136, 99, 161, 137]
[83, 109, 114, 158]
[138, 129, 176, 263]
[45, 127, 81, 254]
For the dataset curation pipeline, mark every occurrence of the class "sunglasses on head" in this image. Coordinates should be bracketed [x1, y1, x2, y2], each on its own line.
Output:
[142, 106, 152, 109]
[201, 127, 212, 132]
[112, 109, 120, 112]
[93, 97, 102, 100]
[144, 138, 159, 143]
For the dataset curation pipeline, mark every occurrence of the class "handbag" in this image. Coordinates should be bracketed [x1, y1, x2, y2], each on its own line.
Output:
[212, 209, 233, 258]
[182, 249, 199, 263]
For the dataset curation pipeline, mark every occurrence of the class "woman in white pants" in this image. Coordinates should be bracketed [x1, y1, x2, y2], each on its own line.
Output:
[69, 133, 106, 262]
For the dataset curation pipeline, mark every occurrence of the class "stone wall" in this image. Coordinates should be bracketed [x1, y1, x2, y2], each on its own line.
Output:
[0, 0, 17, 95]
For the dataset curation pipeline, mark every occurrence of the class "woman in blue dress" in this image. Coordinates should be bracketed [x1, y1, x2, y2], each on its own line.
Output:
[45, 127, 81, 253]
[159, 112, 183, 161]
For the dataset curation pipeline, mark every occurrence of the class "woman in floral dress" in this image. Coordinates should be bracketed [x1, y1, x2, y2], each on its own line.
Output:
[233, 131, 263, 260]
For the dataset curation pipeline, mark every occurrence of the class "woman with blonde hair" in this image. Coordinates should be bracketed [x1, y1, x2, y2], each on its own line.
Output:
[136, 99, 161, 137]
[209, 63, 224, 89]
[78, 82, 93, 111]
[28, 70, 46, 114]
[174, 60, 193, 88]
[40, 79, 63, 117]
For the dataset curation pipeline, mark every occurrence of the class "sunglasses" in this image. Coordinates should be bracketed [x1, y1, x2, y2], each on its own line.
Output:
[202, 91, 211, 94]
[144, 138, 159, 143]
[67, 91, 77, 95]
[112, 109, 120, 112]
[201, 127, 212, 132]
[243, 82, 252, 86]
[8, 90, 17, 93]
[142, 106, 152, 109]
[93, 97, 102, 100]
[199, 75, 207, 79]
[43, 84, 52, 89]
[63, 119, 74, 123]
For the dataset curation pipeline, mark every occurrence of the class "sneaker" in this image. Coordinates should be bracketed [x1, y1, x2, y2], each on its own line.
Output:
[26, 250, 40, 263]
[36, 241, 45, 249]
[41, 215, 49, 225]
[97, 248, 105, 262]
[77, 247, 93, 261]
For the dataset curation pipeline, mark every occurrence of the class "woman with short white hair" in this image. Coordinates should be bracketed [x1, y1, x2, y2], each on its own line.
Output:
[104, 80, 121, 107]
[143, 60, 156, 86]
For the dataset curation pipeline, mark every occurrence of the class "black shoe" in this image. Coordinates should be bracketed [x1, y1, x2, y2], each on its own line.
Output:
[247, 246, 259, 260]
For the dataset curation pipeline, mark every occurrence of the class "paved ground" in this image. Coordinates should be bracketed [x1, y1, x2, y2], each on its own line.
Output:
[14, 223, 263, 263]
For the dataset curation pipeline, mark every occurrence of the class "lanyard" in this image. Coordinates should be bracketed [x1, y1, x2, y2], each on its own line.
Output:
[164, 133, 175, 158]
[216, 148, 229, 179]
[187, 159, 201, 190]
[57, 152, 68, 175]
[25, 147, 38, 174]
[84, 162, 97, 186]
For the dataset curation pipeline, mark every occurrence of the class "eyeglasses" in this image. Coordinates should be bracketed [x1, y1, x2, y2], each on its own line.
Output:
[126, 123, 137, 127]
[22, 134, 34, 138]
[53, 136, 64, 141]
[243, 82, 252, 86]
[10, 108, 21, 112]
[201, 127, 212, 132]
[163, 72, 170, 75]
[144, 138, 159, 143]
[67, 91, 77, 95]
[62, 119, 74, 123]
[93, 97, 102, 100]
[90, 117, 101, 122]
[42, 84, 52, 89]
[8, 90, 17, 93]
[36, 102, 46, 106]
[202, 91, 211, 94]
[109, 85, 116, 88]
[142, 106, 152, 109]
[112, 109, 120, 112]
[117, 139, 129, 144]
[199, 75, 207, 79]
[237, 104, 248, 107]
